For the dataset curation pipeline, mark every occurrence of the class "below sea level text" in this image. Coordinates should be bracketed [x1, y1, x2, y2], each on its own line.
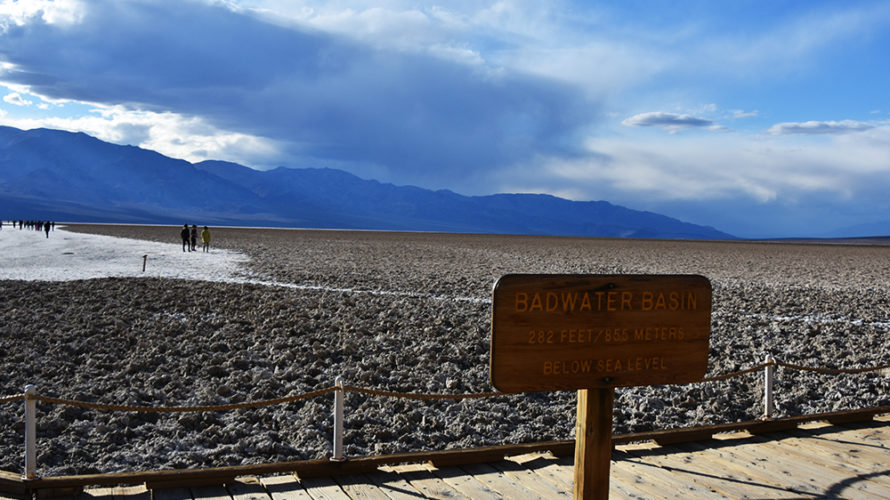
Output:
[543, 356, 668, 376]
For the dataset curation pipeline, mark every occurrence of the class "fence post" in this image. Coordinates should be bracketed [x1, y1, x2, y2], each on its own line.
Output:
[764, 355, 775, 420]
[332, 376, 345, 461]
[23, 384, 37, 479]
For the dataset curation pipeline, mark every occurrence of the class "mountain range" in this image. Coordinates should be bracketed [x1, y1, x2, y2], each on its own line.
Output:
[0, 126, 734, 239]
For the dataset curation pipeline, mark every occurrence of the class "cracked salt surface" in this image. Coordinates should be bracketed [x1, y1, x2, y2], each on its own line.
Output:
[0, 226, 486, 304]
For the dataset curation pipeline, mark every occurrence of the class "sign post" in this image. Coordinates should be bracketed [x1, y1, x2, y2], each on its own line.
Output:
[574, 387, 613, 499]
[490, 274, 712, 499]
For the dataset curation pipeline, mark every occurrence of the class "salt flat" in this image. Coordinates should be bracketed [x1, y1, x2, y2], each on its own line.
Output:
[0, 225, 251, 282]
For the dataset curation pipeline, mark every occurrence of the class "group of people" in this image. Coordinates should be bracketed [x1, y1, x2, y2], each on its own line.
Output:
[181, 224, 211, 252]
[2, 220, 55, 237]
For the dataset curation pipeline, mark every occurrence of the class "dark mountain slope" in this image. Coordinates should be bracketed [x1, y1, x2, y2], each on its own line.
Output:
[0, 126, 733, 239]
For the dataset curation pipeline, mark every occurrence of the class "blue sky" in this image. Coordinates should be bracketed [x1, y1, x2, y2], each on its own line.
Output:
[0, 0, 888, 238]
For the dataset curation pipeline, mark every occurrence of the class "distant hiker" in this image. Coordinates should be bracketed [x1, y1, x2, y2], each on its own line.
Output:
[201, 226, 211, 253]
[190, 224, 198, 252]
[180, 224, 190, 252]
[44, 221, 50, 238]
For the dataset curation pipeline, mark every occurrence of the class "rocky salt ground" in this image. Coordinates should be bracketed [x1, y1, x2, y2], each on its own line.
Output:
[1, 224, 889, 476]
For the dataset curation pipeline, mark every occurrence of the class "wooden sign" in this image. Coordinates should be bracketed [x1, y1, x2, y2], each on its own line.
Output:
[490, 274, 712, 393]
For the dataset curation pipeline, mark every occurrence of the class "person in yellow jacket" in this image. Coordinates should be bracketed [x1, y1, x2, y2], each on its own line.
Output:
[201, 226, 211, 253]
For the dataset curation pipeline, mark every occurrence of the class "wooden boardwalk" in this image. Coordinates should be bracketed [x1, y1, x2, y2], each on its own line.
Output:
[7, 416, 890, 499]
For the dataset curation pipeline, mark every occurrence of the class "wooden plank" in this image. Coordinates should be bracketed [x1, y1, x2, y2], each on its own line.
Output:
[504, 454, 574, 492]
[800, 421, 890, 449]
[508, 451, 648, 500]
[676, 441, 809, 498]
[191, 484, 232, 500]
[33, 486, 84, 499]
[75, 486, 114, 499]
[430, 465, 499, 499]
[650, 442, 796, 499]
[778, 430, 890, 472]
[748, 435, 890, 498]
[617, 442, 730, 499]
[226, 476, 269, 500]
[112, 485, 151, 500]
[335, 474, 392, 500]
[297, 477, 351, 500]
[716, 439, 851, 495]
[609, 457, 681, 500]
[773, 437, 890, 497]
[458, 462, 546, 499]
[0, 470, 25, 498]
[389, 464, 469, 500]
[259, 475, 310, 500]
[364, 469, 423, 500]
[611, 456, 699, 499]
[492, 456, 570, 498]
[151, 487, 196, 500]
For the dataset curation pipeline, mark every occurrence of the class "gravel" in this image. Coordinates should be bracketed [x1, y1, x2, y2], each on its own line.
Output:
[1, 224, 889, 476]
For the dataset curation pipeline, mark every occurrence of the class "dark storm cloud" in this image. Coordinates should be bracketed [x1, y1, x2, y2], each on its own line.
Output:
[767, 120, 875, 135]
[0, 0, 595, 183]
[621, 112, 715, 129]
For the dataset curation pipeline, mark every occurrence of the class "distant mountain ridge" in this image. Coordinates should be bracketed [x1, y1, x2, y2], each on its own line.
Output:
[0, 126, 734, 239]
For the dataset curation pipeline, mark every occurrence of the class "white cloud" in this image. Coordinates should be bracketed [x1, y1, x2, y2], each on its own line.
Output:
[3, 92, 31, 106]
[732, 109, 759, 119]
[0, 0, 85, 30]
[0, 104, 283, 168]
[501, 122, 890, 207]
[767, 120, 875, 135]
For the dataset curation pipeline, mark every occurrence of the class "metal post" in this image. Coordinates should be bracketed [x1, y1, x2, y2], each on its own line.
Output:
[23, 385, 37, 479]
[332, 376, 345, 461]
[142, 255, 147, 272]
[764, 355, 775, 420]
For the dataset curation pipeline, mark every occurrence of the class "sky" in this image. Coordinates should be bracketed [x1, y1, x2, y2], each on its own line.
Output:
[0, 0, 888, 238]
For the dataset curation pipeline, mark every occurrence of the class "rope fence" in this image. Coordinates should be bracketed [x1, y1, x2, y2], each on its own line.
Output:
[5, 357, 889, 479]
[31, 387, 339, 413]
[0, 394, 23, 404]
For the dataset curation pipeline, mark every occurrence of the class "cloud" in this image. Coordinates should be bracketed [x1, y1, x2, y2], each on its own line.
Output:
[0, 105, 283, 167]
[3, 92, 31, 106]
[0, 0, 84, 30]
[493, 122, 890, 217]
[0, 0, 596, 185]
[621, 112, 716, 132]
[767, 120, 875, 135]
[731, 109, 758, 119]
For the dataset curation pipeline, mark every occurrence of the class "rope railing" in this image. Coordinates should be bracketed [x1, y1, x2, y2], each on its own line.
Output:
[343, 386, 502, 400]
[0, 394, 23, 404]
[6, 357, 889, 479]
[32, 387, 339, 413]
[775, 360, 890, 375]
[5, 359, 886, 412]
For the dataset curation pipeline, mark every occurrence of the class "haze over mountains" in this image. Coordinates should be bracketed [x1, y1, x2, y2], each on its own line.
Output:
[0, 126, 734, 239]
